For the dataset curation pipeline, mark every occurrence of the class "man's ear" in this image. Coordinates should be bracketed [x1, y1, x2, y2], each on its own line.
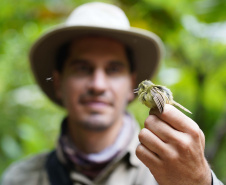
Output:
[52, 71, 62, 100]
[128, 73, 137, 103]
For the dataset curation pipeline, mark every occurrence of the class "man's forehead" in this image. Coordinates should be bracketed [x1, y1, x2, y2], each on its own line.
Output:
[62, 35, 135, 73]
[70, 36, 126, 51]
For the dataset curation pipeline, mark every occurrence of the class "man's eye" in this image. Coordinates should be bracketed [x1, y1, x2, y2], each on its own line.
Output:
[108, 66, 120, 73]
[107, 63, 125, 74]
[78, 65, 90, 71]
[72, 64, 92, 75]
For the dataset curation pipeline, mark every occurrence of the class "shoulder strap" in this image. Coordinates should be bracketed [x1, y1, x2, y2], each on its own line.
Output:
[45, 150, 73, 185]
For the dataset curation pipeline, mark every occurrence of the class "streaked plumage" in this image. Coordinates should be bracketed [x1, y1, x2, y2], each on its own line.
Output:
[134, 80, 192, 114]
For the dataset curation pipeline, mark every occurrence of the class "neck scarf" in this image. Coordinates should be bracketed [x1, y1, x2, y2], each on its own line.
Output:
[58, 113, 134, 180]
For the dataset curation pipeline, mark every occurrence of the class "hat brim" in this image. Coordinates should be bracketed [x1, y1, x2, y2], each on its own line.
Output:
[29, 25, 164, 106]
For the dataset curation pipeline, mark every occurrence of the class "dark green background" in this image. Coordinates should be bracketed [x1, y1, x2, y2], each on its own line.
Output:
[0, 0, 226, 182]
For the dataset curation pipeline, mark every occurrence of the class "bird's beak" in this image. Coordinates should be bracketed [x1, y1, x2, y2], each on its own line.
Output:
[133, 88, 139, 94]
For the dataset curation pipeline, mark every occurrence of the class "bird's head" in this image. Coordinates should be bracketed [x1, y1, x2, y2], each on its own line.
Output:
[134, 80, 154, 95]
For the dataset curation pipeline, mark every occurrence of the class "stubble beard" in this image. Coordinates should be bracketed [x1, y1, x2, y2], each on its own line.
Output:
[77, 112, 117, 132]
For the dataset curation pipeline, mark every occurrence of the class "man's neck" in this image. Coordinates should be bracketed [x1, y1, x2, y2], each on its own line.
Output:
[67, 118, 123, 154]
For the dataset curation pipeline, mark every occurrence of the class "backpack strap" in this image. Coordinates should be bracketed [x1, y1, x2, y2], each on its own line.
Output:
[45, 150, 73, 185]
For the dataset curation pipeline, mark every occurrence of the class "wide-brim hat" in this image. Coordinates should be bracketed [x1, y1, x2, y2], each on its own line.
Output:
[29, 2, 164, 106]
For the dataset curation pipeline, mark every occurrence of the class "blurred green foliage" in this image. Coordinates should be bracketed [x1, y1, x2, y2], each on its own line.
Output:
[0, 0, 225, 182]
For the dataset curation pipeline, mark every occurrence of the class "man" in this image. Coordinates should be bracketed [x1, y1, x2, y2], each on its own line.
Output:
[1, 2, 223, 185]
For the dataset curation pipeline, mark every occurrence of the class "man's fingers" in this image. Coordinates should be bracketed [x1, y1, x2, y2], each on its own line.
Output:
[138, 128, 168, 157]
[144, 115, 183, 143]
[136, 143, 161, 169]
[152, 104, 200, 135]
[147, 104, 205, 156]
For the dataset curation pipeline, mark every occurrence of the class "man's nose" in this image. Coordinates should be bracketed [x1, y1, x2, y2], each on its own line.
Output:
[88, 69, 108, 93]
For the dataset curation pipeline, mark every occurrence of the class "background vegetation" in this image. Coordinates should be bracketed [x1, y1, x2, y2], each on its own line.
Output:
[0, 0, 225, 182]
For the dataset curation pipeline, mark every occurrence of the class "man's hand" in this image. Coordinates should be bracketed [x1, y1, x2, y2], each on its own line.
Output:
[136, 104, 212, 185]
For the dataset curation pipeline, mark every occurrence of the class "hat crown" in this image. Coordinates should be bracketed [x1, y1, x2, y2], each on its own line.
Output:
[66, 2, 130, 30]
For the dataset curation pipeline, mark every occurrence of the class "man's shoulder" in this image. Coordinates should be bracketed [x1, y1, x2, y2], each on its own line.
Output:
[1, 152, 49, 185]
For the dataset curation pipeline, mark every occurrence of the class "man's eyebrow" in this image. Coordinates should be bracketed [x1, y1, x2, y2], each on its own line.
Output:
[108, 60, 128, 66]
[67, 58, 90, 65]
[109, 60, 124, 63]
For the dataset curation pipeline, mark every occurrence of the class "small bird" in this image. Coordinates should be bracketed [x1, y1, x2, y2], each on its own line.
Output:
[134, 80, 192, 114]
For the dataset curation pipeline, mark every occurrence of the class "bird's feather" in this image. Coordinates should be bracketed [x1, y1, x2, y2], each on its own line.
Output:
[151, 88, 165, 113]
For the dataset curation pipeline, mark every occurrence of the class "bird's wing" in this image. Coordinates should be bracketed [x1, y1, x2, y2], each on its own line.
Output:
[151, 87, 165, 113]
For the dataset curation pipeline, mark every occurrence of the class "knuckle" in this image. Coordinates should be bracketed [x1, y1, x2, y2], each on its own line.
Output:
[176, 136, 192, 151]
[190, 126, 201, 139]
[188, 120, 201, 138]
[136, 144, 145, 157]
[138, 128, 148, 142]
[166, 151, 179, 162]
[181, 139, 191, 150]
[144, 115, 158, 128]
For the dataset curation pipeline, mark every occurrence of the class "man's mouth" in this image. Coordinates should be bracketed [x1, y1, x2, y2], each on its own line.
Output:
[80, 98, 112, 110]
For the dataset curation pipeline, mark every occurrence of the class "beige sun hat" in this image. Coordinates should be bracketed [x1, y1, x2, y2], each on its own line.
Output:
[29, 2, 164, 106]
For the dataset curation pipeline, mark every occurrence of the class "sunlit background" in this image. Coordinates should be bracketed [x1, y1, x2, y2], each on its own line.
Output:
[0, 0, 226, 182]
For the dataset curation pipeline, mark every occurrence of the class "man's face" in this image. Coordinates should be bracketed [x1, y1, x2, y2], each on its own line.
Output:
[54, 36, 135, 131]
